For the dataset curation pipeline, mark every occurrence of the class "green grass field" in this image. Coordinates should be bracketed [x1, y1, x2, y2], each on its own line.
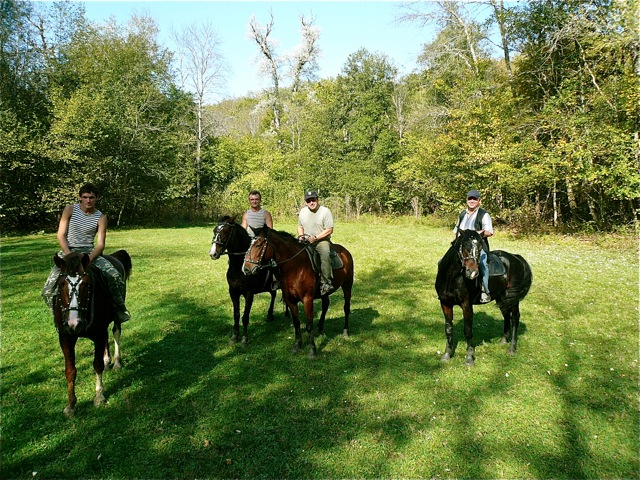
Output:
[1, 219, 638, 479]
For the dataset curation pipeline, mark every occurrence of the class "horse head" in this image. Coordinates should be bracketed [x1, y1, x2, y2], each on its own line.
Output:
[457, 230, 484, 281]
[54, 252, 92, 334]
[243, 225, 273, 275]
[210, 215, 242, 260]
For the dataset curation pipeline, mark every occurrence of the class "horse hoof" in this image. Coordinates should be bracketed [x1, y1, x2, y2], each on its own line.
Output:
[508, 348, 516, 356]
[229, 336, 238, 345]
[441, 353, 451, 362]
[113, 361, 123, 369]
[501, 337, 508, 345]
[94, 394, 106, 406]
[64, 406, 75, 418]
[466, 358, 475, 367]
[308, 349, 317, 359]
[342, 329, 349, 337]
[241, 337, 248, 345]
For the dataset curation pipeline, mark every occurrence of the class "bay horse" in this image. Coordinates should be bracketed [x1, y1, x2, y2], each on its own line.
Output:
[243, 225, 354, 357]
[209, 215, 284, 345]
[53, 250, 132, 417]
[435, 229, 532, 366]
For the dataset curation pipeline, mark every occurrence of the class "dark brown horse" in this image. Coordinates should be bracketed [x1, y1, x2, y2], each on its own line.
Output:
[209, 215, 283, 345]
[243, 226, 354, 357]
[435, 229, 532, 365]
[53, 250, 132, 417]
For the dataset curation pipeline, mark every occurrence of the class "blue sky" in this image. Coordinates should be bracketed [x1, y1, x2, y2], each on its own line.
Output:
[79, 1, 440, 100]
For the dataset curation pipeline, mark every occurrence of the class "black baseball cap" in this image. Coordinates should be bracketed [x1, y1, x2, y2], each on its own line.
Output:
[304, 190, 318, 201]
[467, 190, 481, 199]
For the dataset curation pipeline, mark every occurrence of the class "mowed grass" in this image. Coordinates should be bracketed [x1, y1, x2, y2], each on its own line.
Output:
[1, 219, 638, 479]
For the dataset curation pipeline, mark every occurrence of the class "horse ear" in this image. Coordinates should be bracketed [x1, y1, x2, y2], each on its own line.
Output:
[54, 254, 64, 269]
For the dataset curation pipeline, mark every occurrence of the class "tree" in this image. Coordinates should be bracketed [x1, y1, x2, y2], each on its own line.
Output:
[47, 15, 185, 225]
[248, 11, 320, 132]
[172, 21, 228, 207]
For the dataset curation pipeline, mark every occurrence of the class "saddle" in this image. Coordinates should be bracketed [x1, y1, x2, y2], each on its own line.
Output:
[487, 252, 506, 278]
[304, 245, 344, 275]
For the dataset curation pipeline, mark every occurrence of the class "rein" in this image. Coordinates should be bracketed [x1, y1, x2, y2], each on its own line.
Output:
[244, 234, 311, 270]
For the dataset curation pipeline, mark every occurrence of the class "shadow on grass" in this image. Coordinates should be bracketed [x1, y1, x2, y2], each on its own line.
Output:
[2, 232, 637, 479]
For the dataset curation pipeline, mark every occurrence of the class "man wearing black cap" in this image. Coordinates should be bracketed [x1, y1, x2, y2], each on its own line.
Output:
[453, 189, 494, 303]
[298, 190, 334, 295]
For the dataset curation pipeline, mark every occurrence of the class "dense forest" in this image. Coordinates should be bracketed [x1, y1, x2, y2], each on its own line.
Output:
[1, 0, 638, 233]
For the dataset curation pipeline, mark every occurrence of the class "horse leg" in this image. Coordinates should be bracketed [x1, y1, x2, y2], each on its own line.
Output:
[317, 295, 330, 335]
[241, 292, 254, 345]
[342, 283, 352, 337]
[461, 302, 475, 366]
[103, 332, 112, 370]
[266, 291, 276, 322]
[502, 304, 520, 355]
[440, 303, 455, 361]
[93, 334, 107, 406]
[112, 321, 123, 369]
[229, 291, 241, 345]
[288, 302, 303, 353]
[303, 296, 316, 358]
[59, 334, 78, 418]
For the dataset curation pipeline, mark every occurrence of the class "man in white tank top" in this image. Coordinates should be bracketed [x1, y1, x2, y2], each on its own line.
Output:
[241, 190, 273, 238]
[240, 190, 279, 290]
[42, 184, 130, 322]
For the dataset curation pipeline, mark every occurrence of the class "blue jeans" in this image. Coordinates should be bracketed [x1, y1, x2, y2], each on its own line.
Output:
[479, 250, 489, 294]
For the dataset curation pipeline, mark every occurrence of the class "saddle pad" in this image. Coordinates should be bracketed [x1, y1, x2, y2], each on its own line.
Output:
[487, 253, 506, 277]
[306, 248, 344, 273]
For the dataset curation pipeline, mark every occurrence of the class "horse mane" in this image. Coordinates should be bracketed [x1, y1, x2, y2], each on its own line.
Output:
[217, 214, 236, 224]
[267, 227, 300, 244]
[62, 252, 86, 275]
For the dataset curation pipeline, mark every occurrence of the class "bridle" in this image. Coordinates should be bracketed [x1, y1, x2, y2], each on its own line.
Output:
[244, 232, 309, 270]
[57, 271, 92, 325]
[459, 237, 481, 267]
[211, 222, 245, 257]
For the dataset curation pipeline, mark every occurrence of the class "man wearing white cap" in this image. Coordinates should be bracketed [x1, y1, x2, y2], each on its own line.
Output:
[453, 189, 494, 303]
[298, 190, 334, 296]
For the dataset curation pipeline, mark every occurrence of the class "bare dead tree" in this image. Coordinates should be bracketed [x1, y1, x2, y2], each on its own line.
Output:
[248, 12, 282, 130]
[248, 12, 321, 131]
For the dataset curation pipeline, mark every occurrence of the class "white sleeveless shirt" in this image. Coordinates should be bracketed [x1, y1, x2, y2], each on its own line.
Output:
[67, 204, 102, 248]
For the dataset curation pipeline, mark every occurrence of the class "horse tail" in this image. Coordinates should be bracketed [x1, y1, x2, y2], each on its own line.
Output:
[500, 253, 532, 308]
[110, 250, 132, 280]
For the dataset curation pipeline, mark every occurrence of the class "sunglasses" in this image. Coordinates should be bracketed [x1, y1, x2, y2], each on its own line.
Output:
[306, 198, 317, 203]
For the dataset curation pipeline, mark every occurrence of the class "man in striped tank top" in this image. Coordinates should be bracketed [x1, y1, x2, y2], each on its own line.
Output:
[241, 190, 273, 238]
[241, 190, 279, 290]
[42, 184, 130, 322]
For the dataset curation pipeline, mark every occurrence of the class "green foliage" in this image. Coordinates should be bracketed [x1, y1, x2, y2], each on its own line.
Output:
[1, 0, 637, 232]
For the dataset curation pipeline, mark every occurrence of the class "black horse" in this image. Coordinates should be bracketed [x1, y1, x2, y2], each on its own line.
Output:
[435, 229, 532, 365]
[209, 215, 284, 345]
[54, 250, 132, 417]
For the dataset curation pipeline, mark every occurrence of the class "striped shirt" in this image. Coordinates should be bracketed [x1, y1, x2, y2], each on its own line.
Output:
[67, 204, 102, 248]
[246, 209, 267, 237]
